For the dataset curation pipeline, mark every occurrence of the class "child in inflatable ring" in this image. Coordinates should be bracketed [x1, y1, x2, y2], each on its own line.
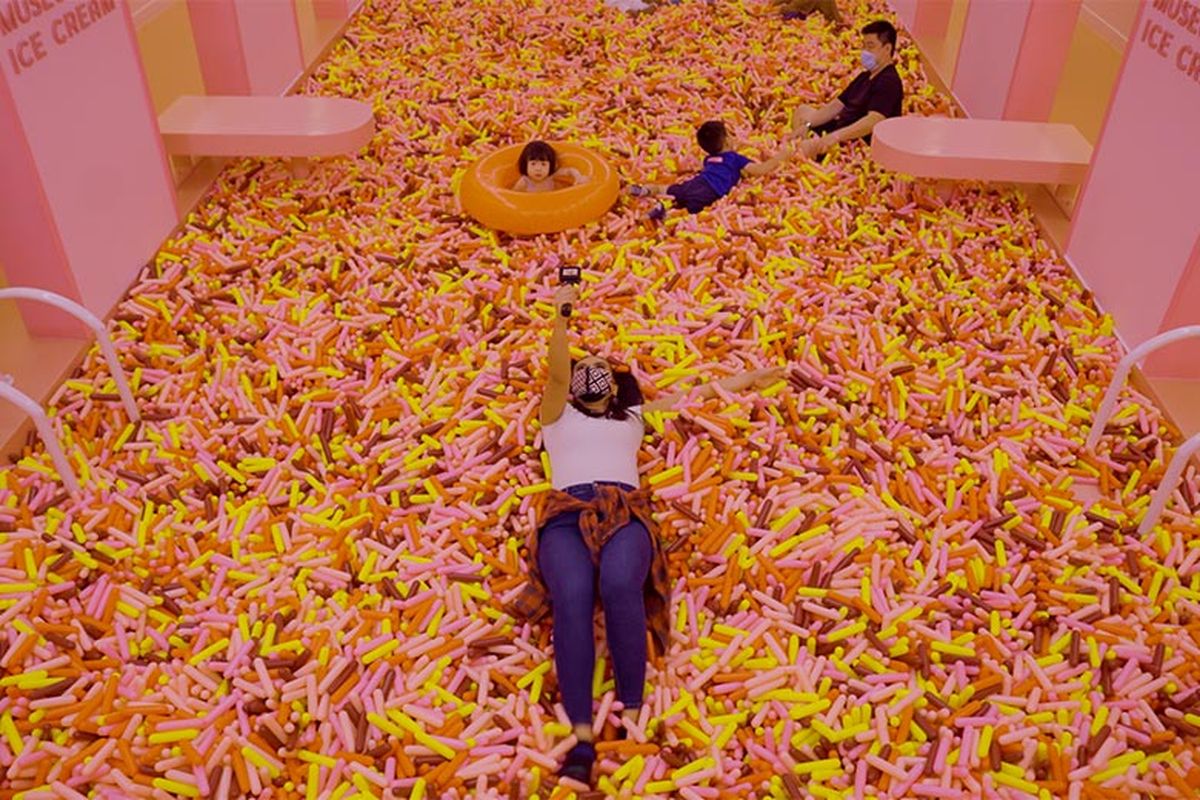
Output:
[513, 141, 590, 193]
[627, 120, 791, 221]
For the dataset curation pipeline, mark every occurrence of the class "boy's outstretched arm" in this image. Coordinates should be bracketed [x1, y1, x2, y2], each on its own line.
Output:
[743, 146, 792, 177]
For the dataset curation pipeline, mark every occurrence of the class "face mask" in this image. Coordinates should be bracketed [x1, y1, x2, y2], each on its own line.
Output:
[860, 50, 878, 70]
[571, 365, 613, 403]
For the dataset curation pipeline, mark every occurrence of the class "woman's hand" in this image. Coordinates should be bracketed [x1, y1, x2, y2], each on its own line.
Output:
[647, 365, 787, 414]
[747, 366, 786, 389]
[553, 284, 579, 318]
[718, 366, 785, 393]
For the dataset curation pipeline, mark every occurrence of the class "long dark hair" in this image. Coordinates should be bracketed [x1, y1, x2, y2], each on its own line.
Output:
[518, 140, 557, 176]
[570, 359, 644, 421]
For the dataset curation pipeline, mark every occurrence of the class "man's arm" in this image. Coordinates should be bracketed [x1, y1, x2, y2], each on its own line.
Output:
[825, 110, 885, 143]
[801, 110, 885, 157]
[790, 100, 844, 137]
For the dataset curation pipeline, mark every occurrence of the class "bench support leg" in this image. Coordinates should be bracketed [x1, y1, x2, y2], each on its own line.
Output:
[291, 158, 312, 179]
[932, 179, 956, 202]
[168, 154, 201, 186]
[912, 177, 958, 203]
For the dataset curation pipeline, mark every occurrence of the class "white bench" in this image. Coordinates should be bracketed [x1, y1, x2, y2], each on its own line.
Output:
[158, 95, 375, 176]
[871, 117, 1093, 184]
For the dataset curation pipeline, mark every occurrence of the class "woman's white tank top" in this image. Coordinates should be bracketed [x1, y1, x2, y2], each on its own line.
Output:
[541, 404, 643, 490]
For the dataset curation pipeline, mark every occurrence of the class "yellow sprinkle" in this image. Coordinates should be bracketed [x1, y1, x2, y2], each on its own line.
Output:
[242, 745, 280, 777]
[931, 641, 976, 658]
[1091, 705, 1110, 736]
[188, 637, 229, 666]
[298, 750, 338, 768]
[306, 763, 320, 800]
[826, 620, 866, 643]
[648, 466, 684, 486]
[671, 756, 715, 780]
[148, 728, 199, 745]
[362, 639, 399, 665]
[993, 771, 1038, 795]
[977, 725, 994, 759]
[151, 778, 200, 797]
[0, 712, 23, 755]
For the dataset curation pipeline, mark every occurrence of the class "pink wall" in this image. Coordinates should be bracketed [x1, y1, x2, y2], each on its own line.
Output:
[187, 0, 304, 97]
[890, 0, 918, 31]
[235, 2, 304, 95]
[951, 0, 1031, 119]
[0, 0, 177, 335]
[1067, 2, 1200, 378]
[1005, 0, 1082, 121]
[911, 0, 953, 41]
[187, 0, 250, 95]
[314, 0, 350, 19]
[893, 0, 1082, 122]
[1148, 233, 1200, 377]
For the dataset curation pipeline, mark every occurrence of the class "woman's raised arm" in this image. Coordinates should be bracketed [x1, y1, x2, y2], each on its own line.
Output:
[539, 284, 578, 426]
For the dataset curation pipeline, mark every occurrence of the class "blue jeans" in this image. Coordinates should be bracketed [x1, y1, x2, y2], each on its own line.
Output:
[538, 482, 652, 725]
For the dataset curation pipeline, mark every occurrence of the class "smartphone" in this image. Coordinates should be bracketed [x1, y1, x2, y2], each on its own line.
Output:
[558, 266, 581, 317]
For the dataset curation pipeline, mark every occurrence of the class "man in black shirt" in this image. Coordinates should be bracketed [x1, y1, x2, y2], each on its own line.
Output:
[787, 20, 904, 159]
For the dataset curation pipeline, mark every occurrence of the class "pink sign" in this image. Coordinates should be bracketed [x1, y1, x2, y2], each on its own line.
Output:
[0, 0, 177, 334]
[1067, 0, 1200, 378]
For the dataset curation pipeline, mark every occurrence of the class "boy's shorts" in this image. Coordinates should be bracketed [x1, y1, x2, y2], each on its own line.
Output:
[666, 176, 721, 214]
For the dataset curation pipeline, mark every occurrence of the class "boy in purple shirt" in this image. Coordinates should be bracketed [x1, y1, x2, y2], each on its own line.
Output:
[628, 120, 791, 221]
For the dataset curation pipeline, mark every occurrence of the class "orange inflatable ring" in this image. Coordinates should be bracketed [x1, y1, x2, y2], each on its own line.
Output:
[458, 142, 620, 236]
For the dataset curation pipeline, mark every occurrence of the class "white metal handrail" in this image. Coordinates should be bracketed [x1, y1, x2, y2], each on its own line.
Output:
[0, 375, 80, 494]
[0, 288, 139, 422]
[1085, 325, 1200, 534]
[1, 287, 145, 496]
[1140, 433, 1200, 535]
[1087, 325, 1200, 449]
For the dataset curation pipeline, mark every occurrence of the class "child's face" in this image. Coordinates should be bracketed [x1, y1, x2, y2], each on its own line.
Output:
[527, 159, 551, 181]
